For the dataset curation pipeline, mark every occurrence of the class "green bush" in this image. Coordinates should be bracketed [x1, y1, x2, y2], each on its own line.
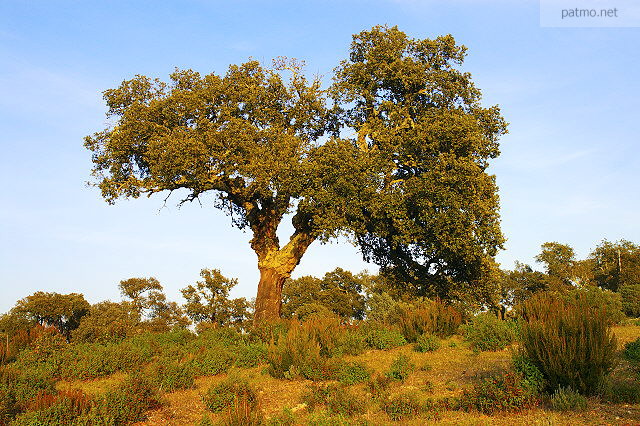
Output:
[301, 384, 366, 417]
[458, 372, 538, 414]
[511, 353, 545, 394]
[336, 361, 370, 385]
[88, 374, 162, 424]
[331, 328, 366, 357]
[518, 292, 618, 395]
[462, 313, 516, 351]
[382, 392, 422, 421]
[191, 348, 235, 376]
[396, 299, 462, 342]
[233, 343, 268, 368]
[362, 323, 406, 350]
[623, 337, 640, 363]
[414, 334, 441, 352]
[620, 284, 640, 317]
[385, 354, 414, 382]
[549, 387, 587, 412]
[559, 286, 624, 324]
[600, 378, 640, 404]
[202, 377, 258, 413]
[149, 361, 195, 391]
[10, 389, 92, 426]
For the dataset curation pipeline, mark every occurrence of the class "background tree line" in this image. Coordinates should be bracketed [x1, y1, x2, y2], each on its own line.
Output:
[1, 237, 639, 364]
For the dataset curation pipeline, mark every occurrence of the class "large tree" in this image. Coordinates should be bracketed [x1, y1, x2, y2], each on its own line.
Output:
[85, 26, 506, 321]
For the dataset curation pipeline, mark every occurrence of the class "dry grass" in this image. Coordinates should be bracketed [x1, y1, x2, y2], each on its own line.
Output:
[54, 324, 639, 425]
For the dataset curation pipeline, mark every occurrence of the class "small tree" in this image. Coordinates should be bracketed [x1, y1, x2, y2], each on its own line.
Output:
[119, 277, 190, 331]
[181, 269, 250, 326]
[72, 301, 141, 343]
[282, 268, 366, 320]
[12, 292, 89, 340]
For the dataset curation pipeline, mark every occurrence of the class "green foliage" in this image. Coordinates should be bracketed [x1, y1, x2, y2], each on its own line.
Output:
[385, 354, 414, 382]
[518, 292, 618, 395]
[620, 284, 640, 317]
[302, 384, 366, 417]
[414, 334, 441, 352]
[511, 353, 545, 394]
[148, 361, 195, 392]
[589, 239, 640, 292]
[233, 343, 268, 368]
[549, 387, 587, 412]
[181, 269, 250, 326]
[190, 348, 235, 376]
[12, 292, 90, 340]
[362, 323, 406, 350]
[382, 392, 422, 421]
[535, 242, 576, 289]
[9, 389, 92, 426]
[600, 378, 640, 404]
[336, 361, 371, 385]
[458, 372, 538, 414]
[266, 407, 295, 426]
[283, 269, 367, 320]
[86, 26, 506, 320]
[202, 377, 258, 413]
[560, 286, 624, 324]
[462, 313, 516, 351]
[623, 337, 640, 363]
[72, 301, 141, 344]
[89, 374, 161, 424]
[396, 299, 462, 342]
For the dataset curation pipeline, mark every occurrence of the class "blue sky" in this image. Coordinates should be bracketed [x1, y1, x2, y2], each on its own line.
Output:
[1, 0, 639, 313]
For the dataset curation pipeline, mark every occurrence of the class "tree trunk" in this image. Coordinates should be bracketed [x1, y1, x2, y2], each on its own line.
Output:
[254, 267, 288, 322]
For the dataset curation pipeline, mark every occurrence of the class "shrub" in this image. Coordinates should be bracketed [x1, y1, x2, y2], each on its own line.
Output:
[233, 343, 268, 368]
[266, 408, 295, 426]
[620, 284, 640, 317]
[0, 365, 56, 410]
[458, 372, 538, 415]
[301, 384, 366, 417]
[10, 389, 92, 426]
[191, 348, 235, 376]
[332, 328, 366, 357]
[385, 354, 414, 382]
[600, 378, 640, 404]
[414, 334, 441, 352]
[149, 361, 195, 392]
[396, 299, 462, 341]
[203, 377, 258, 413]
[362, 323, 406, 350]
[462, 313, 516, 351]
[549, 387, 587, 412]
[382, 392, 422, 421]
[90, 374, 162, 424]
[511, 353, 545, 394]
[518, 292, 618, 395]
[366, 374, 392, 400]
[336, 361, 370, 385]
[623, 337, 640, 363]
[266, 323, 336, 381]
[560, 286, 625, 324]
[220, 394, 264, 426]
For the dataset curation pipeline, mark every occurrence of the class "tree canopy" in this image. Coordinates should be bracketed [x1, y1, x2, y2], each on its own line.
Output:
[85, 26, 507, 320]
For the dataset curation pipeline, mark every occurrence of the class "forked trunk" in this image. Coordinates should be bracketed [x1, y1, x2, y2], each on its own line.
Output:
[253, 267, 288, 322]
